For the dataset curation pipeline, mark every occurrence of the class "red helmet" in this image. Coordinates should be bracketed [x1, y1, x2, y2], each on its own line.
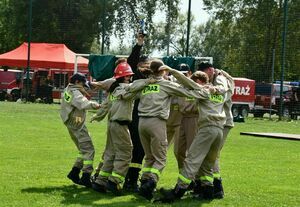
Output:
[114, 62, 134, 79]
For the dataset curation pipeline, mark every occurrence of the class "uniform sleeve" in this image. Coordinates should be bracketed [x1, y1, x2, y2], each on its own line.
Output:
[121, 92, 140, 100]
[71, 90, 98, 110]
[115, 81, 147, 100]
[126, 79, 149, 92]
[220, 70, 235, 94]
[164, 81, 210, 100]
[169, 68, 203, 90]
[214, 75, 229, 95]
[95, 78, 116, 91]
[91, 97, 109, 122]
[187, 88, 211, 100]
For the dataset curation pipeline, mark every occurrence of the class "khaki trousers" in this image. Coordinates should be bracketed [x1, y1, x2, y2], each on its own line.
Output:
[67, 124, 95, 174]
[166, 105, 182, 145]
[174, 115, 198, 170]
[178, 126, 223, 188]
[96, 121, 133, 184]
[212, 126, 232, 178]
[139, 117, 168, 182]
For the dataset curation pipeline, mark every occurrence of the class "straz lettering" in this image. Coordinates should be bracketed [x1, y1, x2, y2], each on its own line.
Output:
[234, 85, 251, 95]
[209, 94, 224, 103]
[109, 94, 118, 102]
[64, 91, 72, 103]
[142, 84, 160, 95]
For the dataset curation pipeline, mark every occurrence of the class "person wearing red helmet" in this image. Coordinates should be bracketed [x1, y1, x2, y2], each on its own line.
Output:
[89, 35, 150, 191]
[91, 62, 155, 196]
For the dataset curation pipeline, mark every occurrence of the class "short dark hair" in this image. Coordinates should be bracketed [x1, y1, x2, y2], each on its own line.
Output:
[70, 73, 87, 84]
[197, 62, 213, 71]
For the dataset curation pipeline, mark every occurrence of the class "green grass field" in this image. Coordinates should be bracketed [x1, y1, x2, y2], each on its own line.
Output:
[0, 102, 299, 207]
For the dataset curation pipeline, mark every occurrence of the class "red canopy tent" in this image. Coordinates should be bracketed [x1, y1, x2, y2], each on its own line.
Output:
[0, 42, 88, 71]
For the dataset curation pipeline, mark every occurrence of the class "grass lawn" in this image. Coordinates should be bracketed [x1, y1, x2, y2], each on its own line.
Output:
[0, 102, 299, 207]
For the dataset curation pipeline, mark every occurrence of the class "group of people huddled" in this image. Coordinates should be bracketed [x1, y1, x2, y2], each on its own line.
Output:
[60, 34, 234, 203]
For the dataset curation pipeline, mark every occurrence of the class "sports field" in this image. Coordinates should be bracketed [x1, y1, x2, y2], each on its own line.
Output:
[0, 102, 299, 207]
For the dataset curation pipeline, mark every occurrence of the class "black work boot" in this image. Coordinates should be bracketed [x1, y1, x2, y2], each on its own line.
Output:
[107, 180, 122, 196]
[139, 178, 156, 201]
[124, 168, 139, 192]
[187, 180, 195, 191]
[90, 172, 99, 183]
[92, 181, 107, 193]
[203, 185, 214, 200]
[213, 178, 224, 199]
[156, 184, 187, 203]
[123, 181, 139, 193]
[192, 180, 203, 195]
[78, 173, 92, 188]
[67, 167, 81, 184]
[195, 185, 214, 200]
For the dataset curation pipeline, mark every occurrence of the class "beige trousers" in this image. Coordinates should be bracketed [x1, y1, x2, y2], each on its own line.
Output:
[139, 117, 168, 182]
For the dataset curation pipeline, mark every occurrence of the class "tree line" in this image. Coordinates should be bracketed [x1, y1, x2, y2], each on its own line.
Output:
[0, 0, 299, 82]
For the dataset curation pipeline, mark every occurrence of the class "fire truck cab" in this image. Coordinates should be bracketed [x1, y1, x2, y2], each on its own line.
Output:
[0, 69, 23, 101]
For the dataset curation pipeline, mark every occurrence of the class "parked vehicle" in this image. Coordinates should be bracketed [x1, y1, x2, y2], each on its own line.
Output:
[231, 78, 256, 117]
[0, 69, 23, 101]
[252, 83, 293, 117]
[0, 68, 89, 102]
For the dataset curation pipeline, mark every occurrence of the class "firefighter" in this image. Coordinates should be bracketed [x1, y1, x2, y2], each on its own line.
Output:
[196, 62, 234, 199]
[155, 68, 227, 203]
[174, 64, 199, 170]
[137, 60, 210, 201]
[88, 38, 150, 191]
[124, 34, 152, 192]
[60, 73, 100, 188]
[89, 41, 150, 192]
[166, 95, 182, 146]
[90, 63, 154, 195]
[165, 65, 187, 146]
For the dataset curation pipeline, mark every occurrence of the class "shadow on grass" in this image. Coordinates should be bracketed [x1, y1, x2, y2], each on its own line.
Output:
[21, 185, 209, 207]
[21, 185, 132, 206]
[131, 191, 209, 207]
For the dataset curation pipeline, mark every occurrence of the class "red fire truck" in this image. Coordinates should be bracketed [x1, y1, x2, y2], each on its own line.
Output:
[0, 68, 89, 102]
[0, 69, 23, 101]
[231, 78, 299, 118]
[231, 77, 256, 117]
